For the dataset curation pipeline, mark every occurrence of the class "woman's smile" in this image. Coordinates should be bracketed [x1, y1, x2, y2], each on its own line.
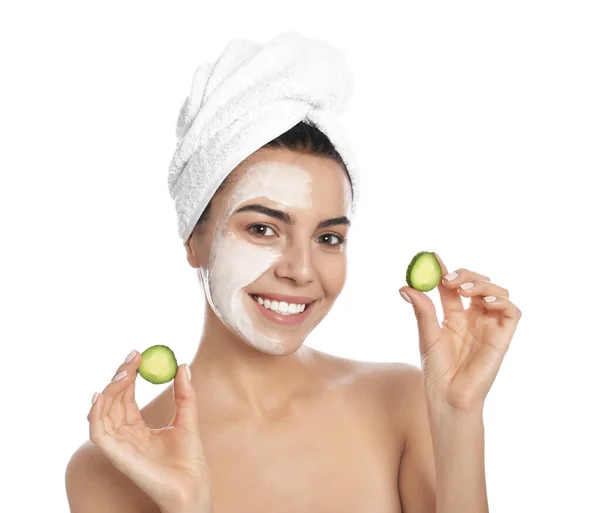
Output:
[247, 292, 317, 325]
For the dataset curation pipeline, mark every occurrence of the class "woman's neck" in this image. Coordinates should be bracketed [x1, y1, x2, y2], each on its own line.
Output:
[187, 303, 320, 420]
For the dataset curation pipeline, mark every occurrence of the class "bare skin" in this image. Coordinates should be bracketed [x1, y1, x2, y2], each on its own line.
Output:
[68, 148, 437, 513]
[75, 355, 422, 513]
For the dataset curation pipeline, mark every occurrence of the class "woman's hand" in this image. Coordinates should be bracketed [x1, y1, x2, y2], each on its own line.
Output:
[88, 353, 211, 513]
[399, 252, 522, 414]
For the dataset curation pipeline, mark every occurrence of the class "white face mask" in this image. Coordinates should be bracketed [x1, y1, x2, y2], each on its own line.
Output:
[197, 161, 313, 354]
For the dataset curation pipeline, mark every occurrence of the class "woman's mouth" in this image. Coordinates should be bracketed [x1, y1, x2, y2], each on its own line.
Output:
[249, 294, 316, 325]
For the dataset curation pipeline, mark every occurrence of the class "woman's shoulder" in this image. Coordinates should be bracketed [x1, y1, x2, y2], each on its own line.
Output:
[310, 348, 423, 405]
[311, 347, 421, 380]
[310, 349, 421, 446]
[66, 440, 161, 513]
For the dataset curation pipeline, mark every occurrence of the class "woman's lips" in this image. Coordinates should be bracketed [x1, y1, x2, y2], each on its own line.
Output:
[249, 294, 314, 325]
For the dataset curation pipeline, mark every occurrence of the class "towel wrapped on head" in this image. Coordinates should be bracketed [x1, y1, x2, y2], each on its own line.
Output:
[167, 30, 360, 245]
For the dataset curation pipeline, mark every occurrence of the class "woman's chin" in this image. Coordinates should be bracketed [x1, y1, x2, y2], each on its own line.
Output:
[241, 292, 316, 353]
[238, 331, 305, 356]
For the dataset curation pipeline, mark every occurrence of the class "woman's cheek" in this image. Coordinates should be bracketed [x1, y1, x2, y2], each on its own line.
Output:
[209, 233, 280, 313]
[322, 252, 347, 295]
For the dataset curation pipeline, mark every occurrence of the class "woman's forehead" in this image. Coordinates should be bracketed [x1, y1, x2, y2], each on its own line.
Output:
[228, 160, 313, 210]
[222, 152, 351, 214]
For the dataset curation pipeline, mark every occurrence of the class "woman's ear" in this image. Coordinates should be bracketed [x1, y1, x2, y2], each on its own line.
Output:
[184, 236, 199, 269]
[185, 229, 211, 269]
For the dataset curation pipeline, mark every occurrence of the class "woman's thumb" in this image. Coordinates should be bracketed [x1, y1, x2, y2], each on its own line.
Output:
[172, 364, 199, 432]
[399, 287, 441, 353]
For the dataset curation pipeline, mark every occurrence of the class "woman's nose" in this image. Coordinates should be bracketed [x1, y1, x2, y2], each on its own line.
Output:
[273, 239, 316, 285]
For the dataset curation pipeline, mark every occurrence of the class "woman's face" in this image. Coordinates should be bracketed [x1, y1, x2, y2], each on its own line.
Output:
[185, 147, 352, 355]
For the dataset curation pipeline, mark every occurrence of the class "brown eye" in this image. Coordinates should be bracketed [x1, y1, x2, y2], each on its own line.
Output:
[249, 224, 276, 237]
[317, 234, 345, 246]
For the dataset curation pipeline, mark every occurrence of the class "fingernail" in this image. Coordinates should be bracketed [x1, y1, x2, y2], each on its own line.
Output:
[484, 296, 497, 302]
[112, 370, 127, 382]
[185, 364, 192, 382]
[459, 282, 474, 290]
[92, 392, 99, 405]
[444, 272, 458, 281]
[125, 350, 136, 364]
[399, 290, 412, 304]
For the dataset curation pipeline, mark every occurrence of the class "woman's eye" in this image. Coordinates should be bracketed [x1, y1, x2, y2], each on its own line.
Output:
[317, 233, 345, 246]
[248, 224, 276, 237]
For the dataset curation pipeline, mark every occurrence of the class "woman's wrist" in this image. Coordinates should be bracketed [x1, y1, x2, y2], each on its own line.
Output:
[160, 486, 213, 513]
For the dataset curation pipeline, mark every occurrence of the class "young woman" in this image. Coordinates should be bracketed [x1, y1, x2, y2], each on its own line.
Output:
[65, 120, 522, 513]
[65, 27, 524, 512]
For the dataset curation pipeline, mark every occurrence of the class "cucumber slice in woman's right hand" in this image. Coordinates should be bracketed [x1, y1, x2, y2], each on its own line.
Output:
[138, 345, 178, 384]
[86, 349, 210, 513]
[406, 251, 443, 292]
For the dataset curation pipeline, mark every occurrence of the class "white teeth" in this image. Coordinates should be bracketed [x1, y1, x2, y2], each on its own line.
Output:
[251, 295, 309, 315]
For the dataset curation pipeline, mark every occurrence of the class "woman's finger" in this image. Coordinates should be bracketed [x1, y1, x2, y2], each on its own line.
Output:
[438, 266, 493, 315]
[88, 391, 135, 474]
[99, 351, 141, 428]
[447, 275, 507, 311]
[89, 392, 116, 451]
[455, 279, 509, 301]
[441, 269, 493, 289]
[432, 255, 488, 314]
[100, 362, 129, 418]
[480, 295, 523, 320]
[103, 369, 131, 429]
[171, 364, 201, 434]
[123, 353, 144, 425]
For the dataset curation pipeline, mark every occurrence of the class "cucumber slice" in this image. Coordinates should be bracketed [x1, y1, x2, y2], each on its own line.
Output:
[138, 345, 178, 384]
[406, 251, 443, 292]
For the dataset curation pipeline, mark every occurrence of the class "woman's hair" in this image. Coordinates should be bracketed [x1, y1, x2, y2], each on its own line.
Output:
[192, 120, 350, 232]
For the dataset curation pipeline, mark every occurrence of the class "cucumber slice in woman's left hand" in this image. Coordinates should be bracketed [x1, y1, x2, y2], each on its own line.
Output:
[406, 251, 443, 292]
[138, 345, 178, 384]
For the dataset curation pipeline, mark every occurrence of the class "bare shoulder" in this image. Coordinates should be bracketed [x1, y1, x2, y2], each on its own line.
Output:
[65, 440, 160, 513]
[312, 348, 421, 392]
[310, 348, 424, 428]
[315, 354, 436, 510]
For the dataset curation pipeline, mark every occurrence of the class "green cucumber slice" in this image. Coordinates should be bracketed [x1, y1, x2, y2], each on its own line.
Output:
[406, 251, 443, 292]
[138, 345, 178, 384]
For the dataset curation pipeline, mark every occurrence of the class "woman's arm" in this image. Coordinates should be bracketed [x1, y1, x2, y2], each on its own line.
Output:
[398, 366, 489, 513]
[428, 402, 488, 513]
[398, 254, 520, 513]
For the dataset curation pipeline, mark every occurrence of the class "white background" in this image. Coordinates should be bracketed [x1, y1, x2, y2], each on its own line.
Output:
[1, 1, 599, 511]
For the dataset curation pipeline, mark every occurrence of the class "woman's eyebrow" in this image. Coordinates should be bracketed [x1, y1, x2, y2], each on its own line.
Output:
[317, 216, 350, 229]
[233, 204, 350, 229]
[234, 204, 295, 224]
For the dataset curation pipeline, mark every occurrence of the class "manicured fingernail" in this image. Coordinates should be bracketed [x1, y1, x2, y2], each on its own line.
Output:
[444, 272, 458, 281]
[399, 290, 412, 304]
[484, 296, 497, 302]
[112, 370, 127, 382]
[459, 282, 474, 290]
[92, 392, 99, 405]
[185, 364, 192, 382]
[125, 350, 136, 363]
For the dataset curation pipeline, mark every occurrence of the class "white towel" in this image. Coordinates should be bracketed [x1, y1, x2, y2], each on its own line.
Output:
[167, 30, 360, 245]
